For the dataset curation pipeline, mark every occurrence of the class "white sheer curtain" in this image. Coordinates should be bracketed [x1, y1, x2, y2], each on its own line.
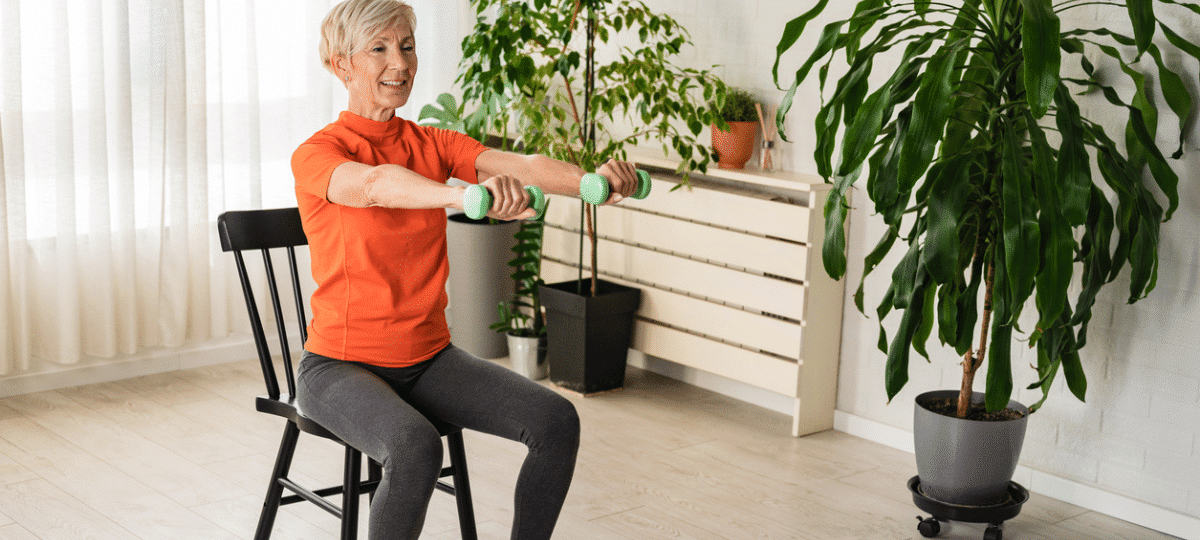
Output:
[0, 0, 467, 376]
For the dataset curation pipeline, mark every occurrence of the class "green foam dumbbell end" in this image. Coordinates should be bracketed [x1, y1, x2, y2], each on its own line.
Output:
[525, 185, 547, 220]
[579, 173, 610, 205]
[633, 169, 652, 199]
[463, 184, 492, 220]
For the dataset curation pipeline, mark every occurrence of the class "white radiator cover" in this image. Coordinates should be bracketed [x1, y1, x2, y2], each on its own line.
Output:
[542, 151, 847, 437]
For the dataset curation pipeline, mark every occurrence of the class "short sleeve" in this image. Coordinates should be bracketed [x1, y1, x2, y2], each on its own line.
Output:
[427, 127, 488, 184]
[292, 139, 352, 202]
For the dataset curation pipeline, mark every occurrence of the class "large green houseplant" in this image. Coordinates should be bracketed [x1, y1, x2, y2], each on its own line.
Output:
[773, 0, 1195, 514]
[776, 0, 1194, 416]
[449, 0, 727, 393]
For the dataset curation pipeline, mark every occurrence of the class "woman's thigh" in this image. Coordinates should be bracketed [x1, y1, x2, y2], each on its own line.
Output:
[296, 352, 443, 462]
[406, 346, 579, 446]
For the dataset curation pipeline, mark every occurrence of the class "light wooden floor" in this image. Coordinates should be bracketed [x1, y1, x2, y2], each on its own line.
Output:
[0, 357, 1179, 540]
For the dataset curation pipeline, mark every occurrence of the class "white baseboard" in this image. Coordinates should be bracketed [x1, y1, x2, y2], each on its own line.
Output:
[627, 350, 797, 416]
[834, 410, 1199, 540]
[0, 336, 259, 399]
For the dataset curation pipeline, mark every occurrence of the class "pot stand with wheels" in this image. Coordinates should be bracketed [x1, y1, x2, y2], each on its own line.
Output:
[909, 476, 1029, 540]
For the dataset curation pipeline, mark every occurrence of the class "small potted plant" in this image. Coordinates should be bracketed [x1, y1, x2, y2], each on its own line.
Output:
[490, 214, 549, 379]
[710, 87, 759, 169]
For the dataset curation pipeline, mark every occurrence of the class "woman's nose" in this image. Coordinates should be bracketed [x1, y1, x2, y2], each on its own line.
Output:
[389, 48, 408, 70]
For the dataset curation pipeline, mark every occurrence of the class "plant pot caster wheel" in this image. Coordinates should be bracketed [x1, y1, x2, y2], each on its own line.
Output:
[984, 524, 1003, 540]
[916, 516, 941, 538]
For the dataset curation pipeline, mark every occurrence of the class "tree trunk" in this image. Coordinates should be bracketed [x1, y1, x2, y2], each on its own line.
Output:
[959, 259, 996, 417]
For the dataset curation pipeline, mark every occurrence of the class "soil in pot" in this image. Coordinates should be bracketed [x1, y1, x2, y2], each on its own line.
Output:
[921, 397, 1027, 422]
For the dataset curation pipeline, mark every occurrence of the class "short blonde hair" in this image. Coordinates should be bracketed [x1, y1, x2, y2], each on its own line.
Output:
[319, 0, 417, 75]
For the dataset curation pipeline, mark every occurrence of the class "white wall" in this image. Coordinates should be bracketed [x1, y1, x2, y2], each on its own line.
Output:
[649, 0, 1200, 535]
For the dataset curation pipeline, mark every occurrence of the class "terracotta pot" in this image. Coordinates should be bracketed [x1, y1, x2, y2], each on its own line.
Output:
[711, 121, 758, 169]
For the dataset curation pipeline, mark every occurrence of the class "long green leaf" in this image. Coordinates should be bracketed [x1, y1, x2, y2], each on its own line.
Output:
[985, 321, 1014, 412]
[885, 270, 929, 401]
[1029, 343, 1061, 413]
[1052, 84, 1091, 227]
[869, 106, 910, 215]
[913, 282, 938, 360]
[922, 156, 971, 285]
[857, 225, 900, 313]
[1000, 122, 1040, 322]
[937, 281, 960, 348]
[1125, 0, 1156, 57]
[1072, 186, 1115, 329]
[1021, 0, 1060, 118]
[1060, 349, 1087, 402]
[898, 44, 959, 195]
[1144, 44, 1191, 159]
[821, 170, 859, 279]
[891, 242, 924, 310]
[838, 37, 936, 177]
[1160, 22, 1200, 65]
[777, 19, 846, 141]
[1027, 116, 1074, 332]
[772, 0, 830, 89]
[954, 247, 984, 356]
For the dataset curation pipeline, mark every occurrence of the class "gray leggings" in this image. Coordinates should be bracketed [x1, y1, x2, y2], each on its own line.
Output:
[296, 345, 580, 540]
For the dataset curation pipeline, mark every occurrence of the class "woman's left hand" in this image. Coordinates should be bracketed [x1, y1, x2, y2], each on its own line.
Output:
[480, 174, 537, 220]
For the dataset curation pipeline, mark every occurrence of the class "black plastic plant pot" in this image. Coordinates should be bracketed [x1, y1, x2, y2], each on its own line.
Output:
[539, 279, 641, 395]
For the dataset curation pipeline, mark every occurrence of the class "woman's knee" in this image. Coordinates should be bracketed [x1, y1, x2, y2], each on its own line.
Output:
[524, 394, 580, 452]
[378, 421, 444, 471]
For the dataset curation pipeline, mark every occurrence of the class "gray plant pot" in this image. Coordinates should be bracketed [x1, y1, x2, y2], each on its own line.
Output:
[446, 213, 520, 359]
[913, 390, 1029, 507]
[507, 333, 548, 380]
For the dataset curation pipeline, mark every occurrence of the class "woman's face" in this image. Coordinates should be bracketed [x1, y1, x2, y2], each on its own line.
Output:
[339, 21, 417, 121]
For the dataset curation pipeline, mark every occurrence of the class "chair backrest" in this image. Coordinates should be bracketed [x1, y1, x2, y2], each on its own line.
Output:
[217, 208, 309, 401]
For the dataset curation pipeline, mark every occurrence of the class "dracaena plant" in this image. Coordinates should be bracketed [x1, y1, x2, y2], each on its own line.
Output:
[452, 0, 726, 296]
[773, 0, 1197, 417]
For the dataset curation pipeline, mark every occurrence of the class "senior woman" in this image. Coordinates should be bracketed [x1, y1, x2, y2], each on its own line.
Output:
[291, 0, 640, 539]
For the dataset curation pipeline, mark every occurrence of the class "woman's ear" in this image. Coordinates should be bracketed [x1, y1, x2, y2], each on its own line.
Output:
[331, 55, 351, 82]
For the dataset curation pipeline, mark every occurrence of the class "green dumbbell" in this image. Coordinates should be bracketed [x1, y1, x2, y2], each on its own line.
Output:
[579, 169, 652, 205]
[463, 184, 547, 221]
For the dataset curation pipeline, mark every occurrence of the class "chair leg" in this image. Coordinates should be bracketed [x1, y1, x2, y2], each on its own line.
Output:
[342, 448, 362, 540]
[445, 431, 478, 540]
[255, 422, 301, 540]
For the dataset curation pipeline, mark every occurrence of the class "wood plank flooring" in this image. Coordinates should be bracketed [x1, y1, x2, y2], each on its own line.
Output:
[0, 357, 1180, 539]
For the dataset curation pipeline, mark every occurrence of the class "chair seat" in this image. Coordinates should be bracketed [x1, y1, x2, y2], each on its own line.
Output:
[257, 394, 463, 442]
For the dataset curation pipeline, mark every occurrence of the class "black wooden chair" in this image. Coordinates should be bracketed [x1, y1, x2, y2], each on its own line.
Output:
[217, 207, 478, 540]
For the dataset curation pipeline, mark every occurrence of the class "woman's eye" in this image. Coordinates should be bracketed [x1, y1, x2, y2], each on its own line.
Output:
[402, 46, 415, 52]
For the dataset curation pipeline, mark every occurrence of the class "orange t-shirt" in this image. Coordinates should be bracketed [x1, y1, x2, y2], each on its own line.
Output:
[292, 111, 488, 368]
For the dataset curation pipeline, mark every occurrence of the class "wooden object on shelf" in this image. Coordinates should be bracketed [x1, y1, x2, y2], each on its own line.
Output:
[541, 148, 848, 437]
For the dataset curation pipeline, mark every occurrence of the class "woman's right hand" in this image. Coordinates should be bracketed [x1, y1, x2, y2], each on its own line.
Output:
[479, 174, 537, 220]
[595, 159, 639, 204]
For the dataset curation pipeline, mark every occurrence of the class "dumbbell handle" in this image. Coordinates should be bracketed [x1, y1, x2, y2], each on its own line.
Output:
[579, 169, 652, 205]
[463, 184, 547, 221]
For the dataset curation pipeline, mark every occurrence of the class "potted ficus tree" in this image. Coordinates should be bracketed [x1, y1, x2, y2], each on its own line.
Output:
[454, 0, 726, 394]
[774, 0, 1196, 527]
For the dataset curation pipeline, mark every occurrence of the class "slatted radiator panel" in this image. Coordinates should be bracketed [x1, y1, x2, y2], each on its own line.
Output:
[542, 172, 846, 436]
